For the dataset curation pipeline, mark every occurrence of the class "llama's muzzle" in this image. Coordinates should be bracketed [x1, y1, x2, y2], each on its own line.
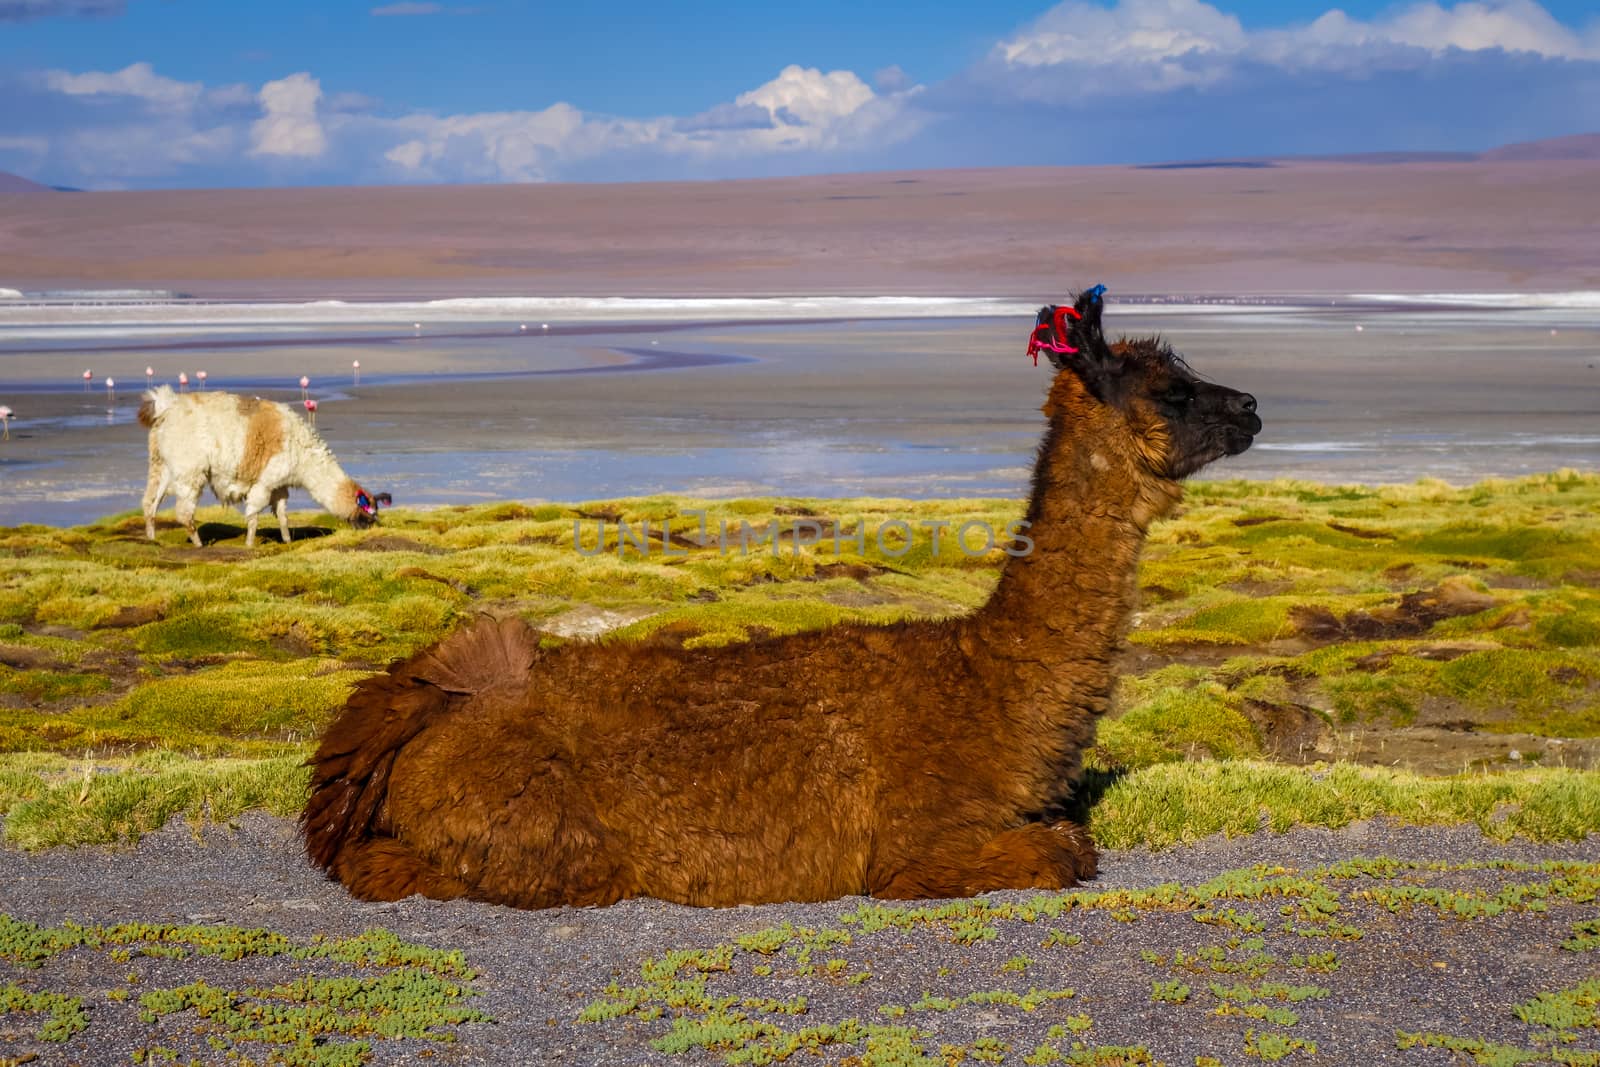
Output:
[1222, 392, 1262, 455]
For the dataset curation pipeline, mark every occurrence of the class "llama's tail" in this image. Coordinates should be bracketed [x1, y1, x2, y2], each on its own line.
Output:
[137, 385, 177, 429]
[302, 614, 539, 900]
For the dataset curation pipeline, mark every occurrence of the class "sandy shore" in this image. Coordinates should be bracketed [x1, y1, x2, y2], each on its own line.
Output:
[3, 161, 1599, 297]
[2, 306, 1597, 528]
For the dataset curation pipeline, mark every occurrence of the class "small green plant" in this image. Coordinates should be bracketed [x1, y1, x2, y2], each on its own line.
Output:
[0, 915, 487, 1063]
[1152, 980, 1192, 1004]
[1244, 1029, 1317, 1060]
[0, 982, 88, 1041]
[1563, 919, 1600, 953]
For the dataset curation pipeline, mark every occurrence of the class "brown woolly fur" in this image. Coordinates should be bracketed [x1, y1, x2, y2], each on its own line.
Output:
[235, 397, 284, 487]
[303, 288, 1262, 908]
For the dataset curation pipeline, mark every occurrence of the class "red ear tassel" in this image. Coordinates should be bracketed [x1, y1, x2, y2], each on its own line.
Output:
[1027, 305, 1082, 365]
[1053, 305, 1082, 336]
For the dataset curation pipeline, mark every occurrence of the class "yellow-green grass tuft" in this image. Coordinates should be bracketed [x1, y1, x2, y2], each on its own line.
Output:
[0, 751, 309, 850]
[1089, 761, 1600, 850]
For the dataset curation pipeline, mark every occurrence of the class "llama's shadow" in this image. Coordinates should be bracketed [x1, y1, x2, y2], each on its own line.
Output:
[1062, 767, 1126, 827]
[197, 522, 334, 546]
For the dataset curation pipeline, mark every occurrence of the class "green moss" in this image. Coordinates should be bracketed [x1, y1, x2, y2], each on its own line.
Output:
[0, 660, 368, 756]
[1165, 599, 1294, 645]
[1094, 684, 1261, 770]
[137, 609, 271, 659]
[0, 667, 114, 704]
[1538, 610, 1600, 649]
[1320, 672, 1418, 725]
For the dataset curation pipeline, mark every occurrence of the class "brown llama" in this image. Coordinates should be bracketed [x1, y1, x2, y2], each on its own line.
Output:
[303, 286, 1261, 908]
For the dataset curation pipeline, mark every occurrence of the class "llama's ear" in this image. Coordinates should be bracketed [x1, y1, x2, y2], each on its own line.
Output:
[1065, 284, 1111, 365]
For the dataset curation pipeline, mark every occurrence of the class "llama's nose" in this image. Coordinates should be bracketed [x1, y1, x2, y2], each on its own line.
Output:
[1228, 392, 1261, 435]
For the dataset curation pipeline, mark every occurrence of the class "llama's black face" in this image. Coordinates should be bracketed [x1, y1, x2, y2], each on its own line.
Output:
[1037, 289, 1261, 481]
[1110, 338, 1260, 480]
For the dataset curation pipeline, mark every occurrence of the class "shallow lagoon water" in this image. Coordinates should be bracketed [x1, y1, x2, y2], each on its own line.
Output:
[1, 303, 1596, 527]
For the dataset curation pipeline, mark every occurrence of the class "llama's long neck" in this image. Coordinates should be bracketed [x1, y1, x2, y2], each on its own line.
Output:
[970, 378, 1181, 714]
[297, 435, 358, 519]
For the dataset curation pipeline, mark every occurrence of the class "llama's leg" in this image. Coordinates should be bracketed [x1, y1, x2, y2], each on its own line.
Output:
[174, 484, 203, 547]
[875, 821, 1098, 900]
[330, 835, 469, 903]
[142, 458, 171, 541]
[242, 485, 273, 548]
[271, 488, 291, 544]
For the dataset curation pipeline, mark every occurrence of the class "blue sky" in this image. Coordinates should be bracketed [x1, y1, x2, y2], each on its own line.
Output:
[2, 0, 1598, 188]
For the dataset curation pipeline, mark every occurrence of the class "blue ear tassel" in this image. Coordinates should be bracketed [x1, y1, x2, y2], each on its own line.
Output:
[1087, 284, 1106, 303]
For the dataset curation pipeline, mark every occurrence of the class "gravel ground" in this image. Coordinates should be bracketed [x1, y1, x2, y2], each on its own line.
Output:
[2, 816, 1598, 1066]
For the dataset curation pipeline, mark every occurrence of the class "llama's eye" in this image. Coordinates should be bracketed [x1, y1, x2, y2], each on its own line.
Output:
[1163, 386, 1194, 408]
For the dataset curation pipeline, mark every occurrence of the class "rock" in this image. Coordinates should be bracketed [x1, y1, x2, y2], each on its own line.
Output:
[1242, 699, 1330, 762]
[537, 606, 660, 640]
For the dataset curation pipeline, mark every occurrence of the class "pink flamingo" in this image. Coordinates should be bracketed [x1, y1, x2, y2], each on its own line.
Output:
[0, 405, 12, 441]
[352, 360, 361, 385]
[105, 377, 116, 403]
[178, 372, 189, 392]
[304, 398, 318, 426]
[300, 375, 310, 401]
[196, 370, 208, 390]
[145, 366, 154, 389]
[520, 323, 528, 331]
[82, 369, 92, 391]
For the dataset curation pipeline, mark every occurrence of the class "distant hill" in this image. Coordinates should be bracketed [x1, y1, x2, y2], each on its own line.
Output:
[1481, 133, 1600, 162]
[0, 171, 54, 194]
[1290, 151, 1479, 164]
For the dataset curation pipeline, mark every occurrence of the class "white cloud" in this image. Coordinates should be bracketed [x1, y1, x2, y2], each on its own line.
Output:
[737, 66, 875, 130]
[250, 72, 326, 159]
[989, 0, 1599, 96]
[383, 103, 589, 181]
[384, 140, 427, 170]
[999, 0, 1245, 69]
[382, 65, 916, 181]
[1332, 0, 1590, 58]
[43, 61, 202, 108]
